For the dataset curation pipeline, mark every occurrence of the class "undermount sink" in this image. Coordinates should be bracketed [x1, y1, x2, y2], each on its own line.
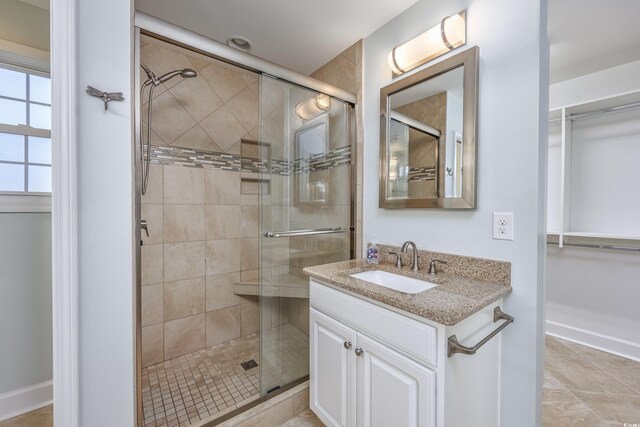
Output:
[350, 270, 438, 294]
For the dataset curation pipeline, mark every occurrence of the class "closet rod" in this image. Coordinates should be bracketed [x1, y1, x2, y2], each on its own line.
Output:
[549, 100, 640, 123]
[547, 241, 640, 252]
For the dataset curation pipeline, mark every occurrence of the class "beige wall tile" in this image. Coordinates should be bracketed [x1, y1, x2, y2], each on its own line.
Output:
[199, 63, 249, 103]
[241, 269, 259, 282]
[149, 91, 196, 144]
[164, 166, 205, 204]
[141, 243, 163, 286]
[141, 164, 163, 204]
[164, 314, 205, 359]
[164, 241, 205, 282]
[206, 272, 241, 312]
[200, 105, 246, 152]
[141, 203, 163, 245]
[187, 55, 209, 71]
[226, 87, 259, 132]
[241, 194, 258, 206]
[241, 238, 259, 271]
[169, 75, 223, 122]
[172, 124, 223, 153]
[142, 283, 163, 327]
[205, 306, 241, 347]
[205, 169, 240, 205]
[164, 277, 205, 321]
[205, 239, 241, 276]
[240, 297, 260, 336]
[241, 205, 259, 238]
[164, 204, 205, 243]
[206, 205, 242, 240]
[142, 324, 163, 367]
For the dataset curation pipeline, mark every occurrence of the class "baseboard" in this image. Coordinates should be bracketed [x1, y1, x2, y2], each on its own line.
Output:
[0, 381, 53, 421]
[546, 320, 640, 362]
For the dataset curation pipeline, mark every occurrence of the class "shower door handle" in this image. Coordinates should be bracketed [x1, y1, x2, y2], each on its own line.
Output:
[141, 220, 150, 237]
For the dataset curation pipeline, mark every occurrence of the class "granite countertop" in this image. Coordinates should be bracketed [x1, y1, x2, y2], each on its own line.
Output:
[303, 259, 512, 326]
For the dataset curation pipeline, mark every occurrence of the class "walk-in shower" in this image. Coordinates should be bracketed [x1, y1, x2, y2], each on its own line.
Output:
[136, 21, 355, 426]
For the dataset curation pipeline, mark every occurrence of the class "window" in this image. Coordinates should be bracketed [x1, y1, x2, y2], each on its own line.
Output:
[0, 64, 51, 194]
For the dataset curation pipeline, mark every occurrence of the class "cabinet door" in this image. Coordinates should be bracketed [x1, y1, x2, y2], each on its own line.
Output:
[310, 308, 357, 427]
[356, 334, 435, 427]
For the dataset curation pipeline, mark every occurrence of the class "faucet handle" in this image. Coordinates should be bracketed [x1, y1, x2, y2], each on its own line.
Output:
[428, 259, 447, 275]
[389, 252, 403, 268]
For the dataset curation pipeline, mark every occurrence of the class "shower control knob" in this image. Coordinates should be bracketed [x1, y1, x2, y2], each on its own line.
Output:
[343, 341, 352, 349]
[355, 348, 364, 356]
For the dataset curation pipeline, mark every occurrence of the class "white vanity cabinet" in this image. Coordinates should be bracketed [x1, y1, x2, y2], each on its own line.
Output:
[309, 279, 503, 427]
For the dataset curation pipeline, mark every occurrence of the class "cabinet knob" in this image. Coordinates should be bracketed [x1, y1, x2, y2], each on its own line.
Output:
[343, 341, 352, 349]
[355, 348, 364, 356]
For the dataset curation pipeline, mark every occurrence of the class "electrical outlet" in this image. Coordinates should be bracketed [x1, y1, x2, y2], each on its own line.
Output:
[493, 212, 514, 241]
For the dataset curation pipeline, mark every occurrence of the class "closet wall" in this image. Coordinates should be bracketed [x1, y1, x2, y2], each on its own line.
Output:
[546, 59, 640, 360]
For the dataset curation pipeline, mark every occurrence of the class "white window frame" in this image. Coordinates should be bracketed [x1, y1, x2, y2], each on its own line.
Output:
[0, 61, 52, 212]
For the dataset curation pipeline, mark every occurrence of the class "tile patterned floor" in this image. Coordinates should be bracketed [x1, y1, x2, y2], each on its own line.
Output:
[142, 333, 260, 427]
[0, 405, 52, 427]
[280, 409, 325, 427]
[543, 335, 640, 426]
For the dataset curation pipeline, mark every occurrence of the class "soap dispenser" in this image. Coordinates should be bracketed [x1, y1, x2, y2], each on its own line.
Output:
[366, 240, 380, 265]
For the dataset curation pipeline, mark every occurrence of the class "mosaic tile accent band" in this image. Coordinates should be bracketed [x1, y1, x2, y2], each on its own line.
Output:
[408, 166, 436, 182]
[149, 143, 351, 176]
[292, 145, 351, 174]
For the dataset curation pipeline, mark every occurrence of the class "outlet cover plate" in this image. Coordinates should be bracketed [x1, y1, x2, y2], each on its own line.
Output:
[493, 212, 514, 241]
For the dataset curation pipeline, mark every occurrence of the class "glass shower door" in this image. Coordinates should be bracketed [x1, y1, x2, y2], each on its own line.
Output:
[258, 75, 353, 394]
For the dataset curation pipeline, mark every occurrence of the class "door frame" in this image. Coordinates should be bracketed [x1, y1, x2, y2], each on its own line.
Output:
[51, 0, 80, 426]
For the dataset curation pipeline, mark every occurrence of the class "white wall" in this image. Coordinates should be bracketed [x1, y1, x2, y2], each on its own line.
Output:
[0, 214, 52, 395]
[362, 0, 548, 425]
[75, 0, 135, 425]
[546, 60, 640, 360]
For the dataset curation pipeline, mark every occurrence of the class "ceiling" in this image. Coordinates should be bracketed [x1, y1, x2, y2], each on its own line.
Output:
[548, 0, 640, 83]
[135, 0, 420, 75]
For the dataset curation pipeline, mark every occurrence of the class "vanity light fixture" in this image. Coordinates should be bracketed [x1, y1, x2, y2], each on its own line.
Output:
[388, 10, 466, 75]
[295, 93, 331, 120]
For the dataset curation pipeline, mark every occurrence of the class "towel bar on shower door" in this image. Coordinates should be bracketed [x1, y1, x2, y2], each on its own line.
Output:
[447, 306, 514, 357]
[263, 227, 347, 238]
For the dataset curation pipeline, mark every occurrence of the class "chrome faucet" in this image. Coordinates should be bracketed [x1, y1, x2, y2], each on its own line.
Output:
[401, 241, 419, 272]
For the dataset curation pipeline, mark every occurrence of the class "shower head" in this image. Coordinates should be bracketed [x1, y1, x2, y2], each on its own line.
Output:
[157, 68, 197, 84]
[180, 69, 198, 78]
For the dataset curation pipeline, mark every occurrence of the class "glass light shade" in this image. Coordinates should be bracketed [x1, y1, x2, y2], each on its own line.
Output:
[295, 93, 331, 120]
[388, 11, 466, 75]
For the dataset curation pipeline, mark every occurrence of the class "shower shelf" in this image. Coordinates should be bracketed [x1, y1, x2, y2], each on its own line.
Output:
[234, 274, 309, 299]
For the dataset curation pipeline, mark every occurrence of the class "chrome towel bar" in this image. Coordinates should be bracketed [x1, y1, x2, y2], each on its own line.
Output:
[264, 227, 347, 238]
[447, 307, 514, 358]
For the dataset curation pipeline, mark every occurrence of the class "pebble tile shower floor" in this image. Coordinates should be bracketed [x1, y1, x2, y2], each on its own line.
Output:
[142, 334, 260, 427]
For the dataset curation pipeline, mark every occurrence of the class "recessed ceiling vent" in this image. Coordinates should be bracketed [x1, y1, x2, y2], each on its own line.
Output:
[226, 36, 252, 52]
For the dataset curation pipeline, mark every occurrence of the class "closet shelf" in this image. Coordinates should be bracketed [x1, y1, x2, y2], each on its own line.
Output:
[562, 231, 640, 241]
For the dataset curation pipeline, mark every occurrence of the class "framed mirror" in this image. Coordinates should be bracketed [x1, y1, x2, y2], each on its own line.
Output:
[380, 46, 478, 209]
